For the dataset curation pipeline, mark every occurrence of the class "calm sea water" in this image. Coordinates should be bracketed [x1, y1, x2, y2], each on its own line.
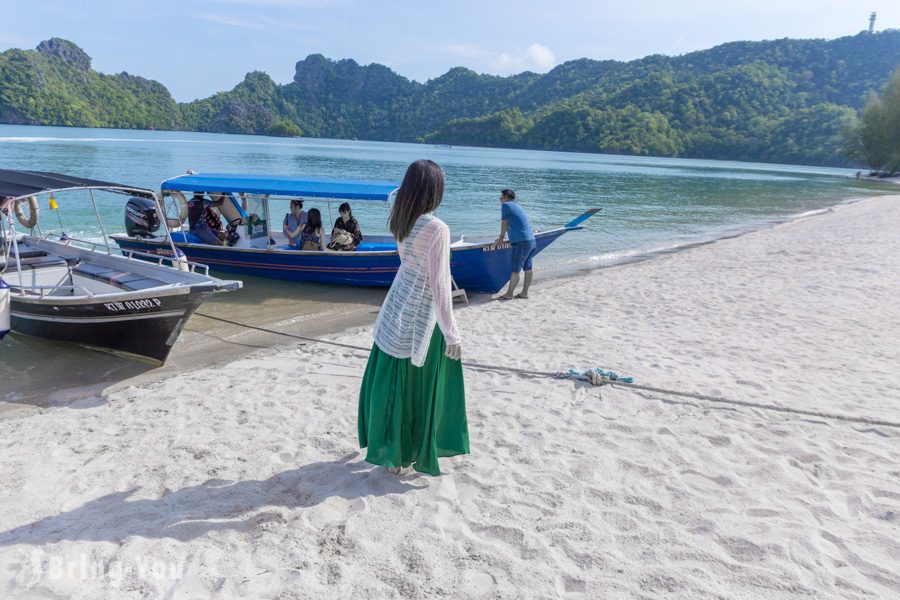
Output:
[1, 124, 894, 270]
[1, 124, 896, 402]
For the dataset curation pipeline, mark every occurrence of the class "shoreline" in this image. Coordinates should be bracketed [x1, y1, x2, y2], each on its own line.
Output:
[2, 191, 894, 418]
[0, 281, 388, 415]
[1, 194, 898, 597]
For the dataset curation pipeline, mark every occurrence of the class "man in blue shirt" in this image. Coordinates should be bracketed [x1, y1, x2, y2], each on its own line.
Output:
[495, 188, 537, 299]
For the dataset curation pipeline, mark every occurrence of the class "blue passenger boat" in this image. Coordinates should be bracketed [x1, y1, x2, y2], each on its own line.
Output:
[111, 173, 600, 294]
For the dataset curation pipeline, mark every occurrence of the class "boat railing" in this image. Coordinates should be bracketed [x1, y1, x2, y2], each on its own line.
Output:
[12, 284, 95, 298]
[119, 248, 211, 275]
[46, 233, 102, 252]
[39, 233, 211, 275]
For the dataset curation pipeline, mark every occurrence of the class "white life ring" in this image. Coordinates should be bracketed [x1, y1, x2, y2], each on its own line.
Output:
[14, 196, 39, 229]
[166, 191, 189, 228]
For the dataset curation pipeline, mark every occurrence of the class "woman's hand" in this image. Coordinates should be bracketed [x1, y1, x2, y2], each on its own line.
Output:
[445, 344, 462, 360]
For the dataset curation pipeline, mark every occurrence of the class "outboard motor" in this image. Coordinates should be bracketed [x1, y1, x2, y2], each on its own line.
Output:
[125, 196, 161, 238]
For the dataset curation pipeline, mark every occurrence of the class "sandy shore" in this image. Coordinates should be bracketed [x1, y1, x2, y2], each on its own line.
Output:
[2, 195, 899, 598]
[0, 275, 389, 415]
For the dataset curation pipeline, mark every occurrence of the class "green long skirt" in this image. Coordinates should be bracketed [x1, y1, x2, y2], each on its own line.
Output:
[358, 328, 469, 476]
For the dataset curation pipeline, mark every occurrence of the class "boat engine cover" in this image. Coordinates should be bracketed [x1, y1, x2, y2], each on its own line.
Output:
[125, 196, 161, 238]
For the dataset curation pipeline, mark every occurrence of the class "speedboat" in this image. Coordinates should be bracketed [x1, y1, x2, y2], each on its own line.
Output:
[0, 170, 241, 364]
[111, 172, 601, 293]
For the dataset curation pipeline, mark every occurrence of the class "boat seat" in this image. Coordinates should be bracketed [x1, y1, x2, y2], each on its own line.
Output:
[0, 254, 74, 270]
[10, 249, 48, 259]
[356, 242, 397, 252]
[279, 244, 395, 252]
[170, 231, 204, 244]
[72, 262, 167, 291]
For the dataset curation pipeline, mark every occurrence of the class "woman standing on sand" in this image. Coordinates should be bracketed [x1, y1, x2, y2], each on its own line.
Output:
[358, 159, 468, 476]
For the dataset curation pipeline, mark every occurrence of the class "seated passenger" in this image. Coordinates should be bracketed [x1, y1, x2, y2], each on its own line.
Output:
[299, 208, 325, 251]
[204, 201, 226, 243]
[187, 191, 224, 246]
[283, 199, 307, 248]
[327, 202, 363, 251]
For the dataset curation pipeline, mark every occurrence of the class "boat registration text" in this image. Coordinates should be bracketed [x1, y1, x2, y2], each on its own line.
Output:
[104, 298, 163, 312]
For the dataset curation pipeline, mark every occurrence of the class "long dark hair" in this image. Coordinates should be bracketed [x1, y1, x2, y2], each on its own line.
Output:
[304, 208, 322, 231]
[389, 159, 444, 242]
[338, 202, 353, 219]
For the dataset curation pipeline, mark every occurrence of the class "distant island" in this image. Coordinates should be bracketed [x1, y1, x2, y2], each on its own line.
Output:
[2, 33, 900, 166]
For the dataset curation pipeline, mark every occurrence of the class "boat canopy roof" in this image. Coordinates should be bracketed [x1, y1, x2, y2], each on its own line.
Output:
[161, 173, 400, 202]
[0, 169, 154, 200]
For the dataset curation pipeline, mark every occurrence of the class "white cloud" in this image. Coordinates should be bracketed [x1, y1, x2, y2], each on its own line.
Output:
[444, 42, 556, 75]
[193, 11, 311, 31]
[494, 43, 556, 72]
[194, 12, 266, 29]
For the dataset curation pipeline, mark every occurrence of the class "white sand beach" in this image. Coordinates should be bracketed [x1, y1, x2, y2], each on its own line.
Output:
[1, 195, 899, 598]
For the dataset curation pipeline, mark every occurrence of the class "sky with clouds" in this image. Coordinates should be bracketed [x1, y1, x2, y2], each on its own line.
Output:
[2, 0, 899, 101]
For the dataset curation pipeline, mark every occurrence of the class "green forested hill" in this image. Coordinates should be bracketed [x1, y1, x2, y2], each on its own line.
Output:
[2, 33, 899, 165]
[0, 39, 181, 129]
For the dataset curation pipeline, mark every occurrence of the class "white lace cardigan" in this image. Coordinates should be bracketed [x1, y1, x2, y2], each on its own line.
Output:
[372, 213, 461, 366]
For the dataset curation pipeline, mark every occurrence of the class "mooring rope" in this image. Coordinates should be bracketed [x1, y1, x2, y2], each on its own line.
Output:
[194, 312, 900, 430]
[196, 312, 372, 352]
[595, 380, 900, 429]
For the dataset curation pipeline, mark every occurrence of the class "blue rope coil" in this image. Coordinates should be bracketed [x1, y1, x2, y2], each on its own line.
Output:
[566, 368, 634, 384]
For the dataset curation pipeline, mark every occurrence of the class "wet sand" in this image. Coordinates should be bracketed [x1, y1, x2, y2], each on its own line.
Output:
[1, 270, 497, 419]
[0, 274, 389, 416]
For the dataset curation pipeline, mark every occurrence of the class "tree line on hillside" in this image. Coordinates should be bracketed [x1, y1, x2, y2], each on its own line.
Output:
[1, 33, 900, 167]
[846, 66, 900, 173]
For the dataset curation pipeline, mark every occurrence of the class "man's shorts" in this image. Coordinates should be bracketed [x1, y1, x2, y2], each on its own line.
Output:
[191, 221, 222, 245]
[510, 239, 538, 272]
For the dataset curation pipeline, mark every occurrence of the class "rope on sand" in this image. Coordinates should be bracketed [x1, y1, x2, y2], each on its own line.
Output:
[194, 312, 900, 430]
[601, 380, 900, 429]
[195, 312, 370, 352]
[451, 359, 900, 430]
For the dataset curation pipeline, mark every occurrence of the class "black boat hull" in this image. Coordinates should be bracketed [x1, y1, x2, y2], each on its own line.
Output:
[9, 289, 212, 364]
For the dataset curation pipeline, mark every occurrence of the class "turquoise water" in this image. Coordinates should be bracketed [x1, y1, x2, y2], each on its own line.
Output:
[2, 124, 894, 271]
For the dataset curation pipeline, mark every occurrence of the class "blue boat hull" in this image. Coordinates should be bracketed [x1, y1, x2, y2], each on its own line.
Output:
[450, 231, 568, 293]
[112, 229, 571, 294]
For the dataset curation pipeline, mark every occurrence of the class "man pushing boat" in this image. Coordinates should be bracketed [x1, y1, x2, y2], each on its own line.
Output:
[495, 188, 536, 300]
